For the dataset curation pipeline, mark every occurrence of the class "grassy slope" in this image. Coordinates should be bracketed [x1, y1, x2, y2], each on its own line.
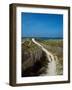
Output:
[37, 39, 63, 75]
[22, 38, 63, 75]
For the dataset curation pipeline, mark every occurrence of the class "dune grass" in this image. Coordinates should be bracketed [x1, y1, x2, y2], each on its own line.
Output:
[22, 38, 63, 75]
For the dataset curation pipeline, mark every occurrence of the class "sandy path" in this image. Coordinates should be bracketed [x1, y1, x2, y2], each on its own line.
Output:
[32, 38, 57, 75]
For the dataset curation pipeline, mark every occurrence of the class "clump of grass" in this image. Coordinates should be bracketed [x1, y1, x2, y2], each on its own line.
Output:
[22, 39, 39, 52]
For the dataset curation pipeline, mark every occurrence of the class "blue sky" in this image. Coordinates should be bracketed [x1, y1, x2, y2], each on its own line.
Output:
[21, 12, 63, 38]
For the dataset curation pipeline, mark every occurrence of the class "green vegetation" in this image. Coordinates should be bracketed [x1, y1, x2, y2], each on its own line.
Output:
[22, 39, 39, 52]
[38, 39, 63, 47]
